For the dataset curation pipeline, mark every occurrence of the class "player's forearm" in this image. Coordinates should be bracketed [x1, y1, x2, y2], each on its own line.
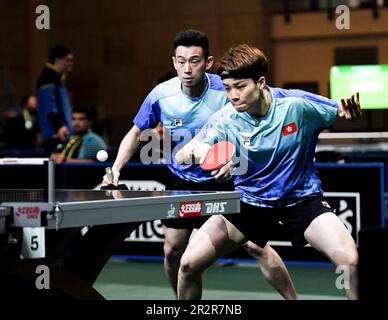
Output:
[112, 125, 141, 171]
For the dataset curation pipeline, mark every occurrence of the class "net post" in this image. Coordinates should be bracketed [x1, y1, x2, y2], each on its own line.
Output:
[48, 159, 55, 204]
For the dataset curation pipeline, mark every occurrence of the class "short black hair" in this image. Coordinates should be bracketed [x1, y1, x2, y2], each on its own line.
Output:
[173, 29, 210, 59]
[217, 44, 269, 82]
[72, 105, 94, 120]
[49, 45, 72, 63]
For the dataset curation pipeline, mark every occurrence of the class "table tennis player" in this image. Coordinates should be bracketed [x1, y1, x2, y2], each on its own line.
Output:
[175, 44, 361, 300]
[102, 30, 353, 300]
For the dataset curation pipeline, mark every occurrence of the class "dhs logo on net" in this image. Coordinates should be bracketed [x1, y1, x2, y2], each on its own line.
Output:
[205, 202, 227, 214]
[178, 202, 203, 218]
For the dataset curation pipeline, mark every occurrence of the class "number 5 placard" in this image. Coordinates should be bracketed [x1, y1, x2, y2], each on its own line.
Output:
[22, 227, 45, 259]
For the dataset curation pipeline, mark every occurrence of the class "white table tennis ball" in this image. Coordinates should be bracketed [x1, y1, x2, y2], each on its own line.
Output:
[96, 150, 108, 162]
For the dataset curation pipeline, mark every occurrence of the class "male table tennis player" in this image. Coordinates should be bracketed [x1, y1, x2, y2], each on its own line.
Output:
[103, 30, 347, 299]
[175, 44, 361, 300]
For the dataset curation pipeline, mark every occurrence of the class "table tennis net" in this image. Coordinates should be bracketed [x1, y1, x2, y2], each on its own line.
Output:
[0, 189, 45, 202]
[0, 160, 52, 202]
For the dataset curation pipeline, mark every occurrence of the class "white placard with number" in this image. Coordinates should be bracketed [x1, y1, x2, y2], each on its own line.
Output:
[21, 227, 45, 259]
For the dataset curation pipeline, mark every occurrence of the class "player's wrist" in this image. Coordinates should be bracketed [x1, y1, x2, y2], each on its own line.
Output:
[111, 165, 120, 173]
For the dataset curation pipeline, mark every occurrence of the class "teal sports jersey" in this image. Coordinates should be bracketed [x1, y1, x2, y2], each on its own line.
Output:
[201, 97, 338, 207]
[134, 75, 338, 183]
[196, 86, 338, 141]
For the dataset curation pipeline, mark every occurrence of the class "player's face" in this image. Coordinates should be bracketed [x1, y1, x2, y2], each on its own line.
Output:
[173, 46, 213, 88]
[222, 78, 262, 113]
[72, 112, 91, 134]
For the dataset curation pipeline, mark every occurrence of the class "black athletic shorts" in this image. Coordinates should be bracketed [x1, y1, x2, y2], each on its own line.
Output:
[161, 172, 235, 229]
[226, 195, 335, 247]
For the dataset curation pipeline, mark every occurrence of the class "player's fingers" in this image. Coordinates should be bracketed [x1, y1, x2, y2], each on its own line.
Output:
[350, 94, 360, 121]
[346, 98, 355, 121]
[214, 161, 233, 180]
[341, 98, 352, 120]
[338, 99, 347, 117]
[102, 172, 117, 186]
[355, 92, 362, 119]
[214, 163, 228, 179]
[211, 168, 221, 177]
[214, 170, 227, 180]
[349, 96, 360, 122]
[340, 98, 347, 111]
[102, 174, 110, 185]
[110, 168, 120, 186]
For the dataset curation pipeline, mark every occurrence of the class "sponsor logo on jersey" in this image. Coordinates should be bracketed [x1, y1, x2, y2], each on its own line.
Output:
[241, 135, 250, 147]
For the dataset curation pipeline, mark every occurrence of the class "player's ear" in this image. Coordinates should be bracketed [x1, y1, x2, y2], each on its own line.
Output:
[205, 56, 214, 70]
[172, 56, 178, 71]
[257, 76, 266, 90]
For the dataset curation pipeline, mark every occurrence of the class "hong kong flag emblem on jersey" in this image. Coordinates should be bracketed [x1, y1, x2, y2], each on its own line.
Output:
[282, 122, 298, 136]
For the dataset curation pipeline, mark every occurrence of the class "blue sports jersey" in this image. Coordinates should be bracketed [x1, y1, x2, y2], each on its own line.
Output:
[201, 96, 338, 207]
[134, 73, 228, 182]
[134, 75, 338, 183]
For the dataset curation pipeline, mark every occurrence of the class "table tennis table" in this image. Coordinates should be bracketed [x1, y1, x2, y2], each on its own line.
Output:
[0, 159, 240, 299]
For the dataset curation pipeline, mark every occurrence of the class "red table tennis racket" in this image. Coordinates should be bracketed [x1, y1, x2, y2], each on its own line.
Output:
[200, 141, 235, 171]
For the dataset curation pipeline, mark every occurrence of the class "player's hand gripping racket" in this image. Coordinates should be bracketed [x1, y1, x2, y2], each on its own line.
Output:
[101, 167, 129, 190]
[200, 141, 235, 172]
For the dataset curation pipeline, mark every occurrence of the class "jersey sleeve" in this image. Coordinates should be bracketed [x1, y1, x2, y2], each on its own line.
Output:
[273, 87, 338, 109]
[133, 89, 161, 130]
[300, 98, 338, 128]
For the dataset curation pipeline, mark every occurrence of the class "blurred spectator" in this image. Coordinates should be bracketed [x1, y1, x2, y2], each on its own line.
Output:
[2, 95, 40, 148]
[36, 44, 74, 155]
[50, 105, 107, 163]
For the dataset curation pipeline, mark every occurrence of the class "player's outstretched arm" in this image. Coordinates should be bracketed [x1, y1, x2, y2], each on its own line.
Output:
[337, 92, 361, 122]
[102, 125, 142, 185]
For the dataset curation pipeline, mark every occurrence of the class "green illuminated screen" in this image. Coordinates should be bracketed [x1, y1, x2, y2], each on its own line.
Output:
[330, 65, 388, 110]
